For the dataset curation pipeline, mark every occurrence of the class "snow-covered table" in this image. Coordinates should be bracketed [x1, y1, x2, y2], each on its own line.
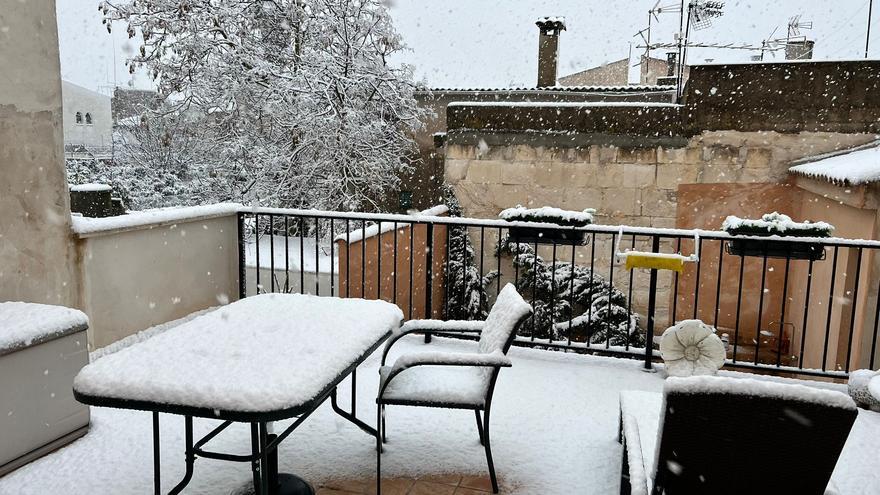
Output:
[73, 293, 403, 495]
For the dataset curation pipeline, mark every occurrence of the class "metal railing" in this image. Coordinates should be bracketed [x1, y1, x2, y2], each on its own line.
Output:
[237, 207, 880, 379]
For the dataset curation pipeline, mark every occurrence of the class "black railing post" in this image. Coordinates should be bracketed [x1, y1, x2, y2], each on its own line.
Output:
[644, 235, 661, 371]
[237, 212, 247, 300]
[425, 223, 434, 343]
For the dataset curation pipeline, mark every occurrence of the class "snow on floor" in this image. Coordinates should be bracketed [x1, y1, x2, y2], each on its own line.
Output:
[2, 332, 878, 494]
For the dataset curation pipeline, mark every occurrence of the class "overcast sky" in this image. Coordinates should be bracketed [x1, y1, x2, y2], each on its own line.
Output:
[57, 0, 876, 93]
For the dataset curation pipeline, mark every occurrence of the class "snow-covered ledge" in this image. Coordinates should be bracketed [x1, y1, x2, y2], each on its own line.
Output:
[73, 204, 240, 348]
[71, 203, 242, 238]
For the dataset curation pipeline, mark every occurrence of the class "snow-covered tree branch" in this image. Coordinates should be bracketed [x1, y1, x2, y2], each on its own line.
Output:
[101, 0, 427, 211]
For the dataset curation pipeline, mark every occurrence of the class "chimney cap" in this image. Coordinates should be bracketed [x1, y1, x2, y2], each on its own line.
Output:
[536, 16, 566, 31]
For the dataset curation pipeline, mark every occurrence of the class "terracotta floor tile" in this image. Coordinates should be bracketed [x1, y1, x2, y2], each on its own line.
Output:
[416, 474, 462, 487]
[409, 480, 458, 495]
[315, 488, 363, 495]
[452, 488, 492, 495]
[364, 477, 415, 495]
[318, 479, 368, 493]
[457, 475, 493, 492]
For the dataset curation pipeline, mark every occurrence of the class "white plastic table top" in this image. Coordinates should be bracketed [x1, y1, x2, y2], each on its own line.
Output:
[73, 293, 403, 420]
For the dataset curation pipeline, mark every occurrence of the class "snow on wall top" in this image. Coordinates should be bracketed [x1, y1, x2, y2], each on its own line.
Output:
[334, 204, 449, 243]
[73, 293, 403, 413]
[69, 183, 112, 192]
[665, 376, 856, 410]
[448, 101, 680, 109]
[788, 140, 880, 186]
[421, 85, 675, 93]
[0, 302, 89, 354]
[71, 203, 242, 237]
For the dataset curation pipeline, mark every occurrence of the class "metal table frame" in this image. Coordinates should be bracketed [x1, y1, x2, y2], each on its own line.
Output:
[74, 330, 390, 495]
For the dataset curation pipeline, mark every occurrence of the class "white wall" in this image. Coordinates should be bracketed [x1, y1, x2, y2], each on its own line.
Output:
[76, 213, 240, 348]
[0, 0, 80, 308]
[61, 80, 112, 149]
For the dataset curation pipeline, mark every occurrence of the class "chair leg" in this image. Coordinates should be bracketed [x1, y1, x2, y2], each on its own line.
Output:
[483, 408, 499, 494]
[376, 404, 382, 495]
[381, 405, 387, 443]
[474, 409, 485, 446]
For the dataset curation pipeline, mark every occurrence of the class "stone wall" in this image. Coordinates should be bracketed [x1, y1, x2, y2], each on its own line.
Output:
[445, 130, 877, 327]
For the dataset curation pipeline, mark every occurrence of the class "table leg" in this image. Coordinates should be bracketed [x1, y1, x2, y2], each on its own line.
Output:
[251, 422, 262, 493]
[168, 416, 195, 495]
[153, 412, 161, 495]
[259, 422, 271, 495]
[331, 388, 377, 436]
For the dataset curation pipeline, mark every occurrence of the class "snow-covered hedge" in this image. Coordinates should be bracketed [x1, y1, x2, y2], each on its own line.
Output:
[499, 206, 595, 227]
[721, 212, 834, 238]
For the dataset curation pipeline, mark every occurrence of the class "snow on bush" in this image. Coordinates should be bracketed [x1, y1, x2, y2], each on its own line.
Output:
[491, 235, 642, 346]
[848, 369, 880, 411]
[721, 212, 834, 237]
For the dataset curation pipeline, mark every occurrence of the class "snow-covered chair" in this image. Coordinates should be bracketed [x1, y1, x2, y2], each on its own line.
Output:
[376, 284, 532, 494]
[618, 376, 857, 495]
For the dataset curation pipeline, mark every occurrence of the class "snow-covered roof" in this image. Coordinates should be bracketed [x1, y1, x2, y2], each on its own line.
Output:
[788, 141, 880, 186]
[421, 85, 675, 93]
[0, 302, 89, 355]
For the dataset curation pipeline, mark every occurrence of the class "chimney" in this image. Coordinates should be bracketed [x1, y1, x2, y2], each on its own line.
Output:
[536, 17, 566, 87]
[785, 40, 814, 61]
[665, 51, 677, 76]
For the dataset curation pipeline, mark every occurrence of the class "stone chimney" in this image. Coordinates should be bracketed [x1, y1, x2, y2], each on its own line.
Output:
[785, 40, 814, 61]
[536, 17, 566, 87]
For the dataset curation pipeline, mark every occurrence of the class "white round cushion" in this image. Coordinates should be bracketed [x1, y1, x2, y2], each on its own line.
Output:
[660, 319, 726, 377]
[868, 373, 880, 409]
[849, 369, 880, 411]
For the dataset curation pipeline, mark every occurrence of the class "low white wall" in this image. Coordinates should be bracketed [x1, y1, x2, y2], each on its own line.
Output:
[75, 210, 239, 348]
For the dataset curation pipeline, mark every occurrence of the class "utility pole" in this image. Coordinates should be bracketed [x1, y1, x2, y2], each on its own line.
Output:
[868, 0, 875, 58]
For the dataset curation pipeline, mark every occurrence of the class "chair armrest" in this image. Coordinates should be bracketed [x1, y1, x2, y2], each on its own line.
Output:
[397, 319, 485, 335]
[381, 320, 485, 365]
[379, 350, 511, 399]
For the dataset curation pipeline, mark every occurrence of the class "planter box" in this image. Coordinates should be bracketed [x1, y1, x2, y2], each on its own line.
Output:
[508, 226, 587, 246]
[725, 237, 826, 261]
[0, 305, 90, 476]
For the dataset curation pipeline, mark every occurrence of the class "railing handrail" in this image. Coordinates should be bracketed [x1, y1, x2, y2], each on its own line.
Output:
[241, 206, 880, 248]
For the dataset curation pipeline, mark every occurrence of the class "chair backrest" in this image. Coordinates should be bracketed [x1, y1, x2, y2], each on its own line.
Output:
[478, 284, 532, 355]
[653, 376, 857, 495]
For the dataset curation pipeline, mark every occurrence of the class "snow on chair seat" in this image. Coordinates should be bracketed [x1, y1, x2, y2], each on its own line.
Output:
[376, 283, 532, 494]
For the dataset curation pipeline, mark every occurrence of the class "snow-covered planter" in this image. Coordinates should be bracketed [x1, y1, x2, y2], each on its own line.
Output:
[721, 212, 833, 261]
[849, 369, 880, 411]
[659, 320, 726, 377]
[499, 206, 594, 245]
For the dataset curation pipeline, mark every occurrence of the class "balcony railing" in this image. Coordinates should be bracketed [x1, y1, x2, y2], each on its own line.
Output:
[237, 208, 880, 379]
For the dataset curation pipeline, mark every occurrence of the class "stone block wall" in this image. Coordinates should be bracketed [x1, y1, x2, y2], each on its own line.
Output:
[445, 130, 876, 328]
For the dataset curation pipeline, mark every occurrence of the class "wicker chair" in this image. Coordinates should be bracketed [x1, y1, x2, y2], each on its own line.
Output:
[618, 376, 858, 495]
[376, 284, 532, 494]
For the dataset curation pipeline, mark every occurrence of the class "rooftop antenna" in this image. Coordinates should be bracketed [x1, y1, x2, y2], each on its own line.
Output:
[787, 14, 812, 38]
[678, 1, 725, 99]
[634, 1, 681, 83]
